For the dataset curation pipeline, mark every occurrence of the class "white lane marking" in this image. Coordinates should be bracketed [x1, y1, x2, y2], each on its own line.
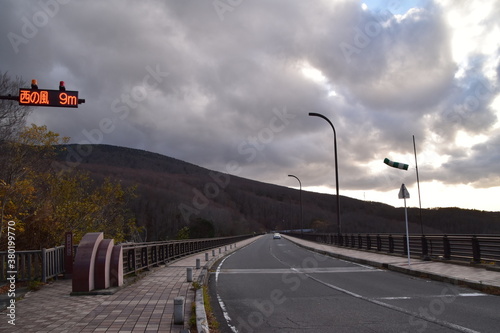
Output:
[215, 254, 239, 333]
[306, 274, 481, 333]
[377, 293, 489, 300]
[217, 267, 380, 274]
[458, 293, 489, 297]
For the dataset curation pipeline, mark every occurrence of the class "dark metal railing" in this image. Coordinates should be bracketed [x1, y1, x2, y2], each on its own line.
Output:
[288, 232, 500, 265]
[0, 234, 255, 282]
[121, 234, 254, 276]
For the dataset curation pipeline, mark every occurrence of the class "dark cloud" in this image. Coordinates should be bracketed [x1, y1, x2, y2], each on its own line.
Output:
[1, 0, 498, 209]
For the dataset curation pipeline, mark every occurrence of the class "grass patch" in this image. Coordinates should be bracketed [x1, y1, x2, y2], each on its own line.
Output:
[189, 302, 197, 332]
[203, 285, 220, 332]
[28, 280, 45, 291]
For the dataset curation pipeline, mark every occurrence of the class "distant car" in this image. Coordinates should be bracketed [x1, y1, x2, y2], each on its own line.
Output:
[273, 233, 281, 239]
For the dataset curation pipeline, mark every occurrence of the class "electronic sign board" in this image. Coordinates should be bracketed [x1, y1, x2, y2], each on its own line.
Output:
[18, 89, 80, 108]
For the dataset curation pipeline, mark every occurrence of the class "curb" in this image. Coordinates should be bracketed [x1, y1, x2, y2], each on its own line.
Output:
[195, 288, 209, 333]
[284, 236, 500, 295]
[195, 236, 263, 333]
[194, 246, 238, 333]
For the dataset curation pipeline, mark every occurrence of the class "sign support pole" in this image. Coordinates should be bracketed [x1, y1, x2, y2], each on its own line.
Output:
[403, 194, 411, 267]
[399, 183, 411, 267]
[64, 231, 73, 278]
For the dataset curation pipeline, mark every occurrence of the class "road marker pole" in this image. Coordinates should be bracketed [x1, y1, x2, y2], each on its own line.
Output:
[399, 184, 411, 267]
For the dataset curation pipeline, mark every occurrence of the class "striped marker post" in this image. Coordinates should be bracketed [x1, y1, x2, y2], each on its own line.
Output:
[383, 158, 409, 171]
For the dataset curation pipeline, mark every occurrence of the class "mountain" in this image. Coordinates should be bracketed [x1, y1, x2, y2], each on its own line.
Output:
[55, 144, 500, 241]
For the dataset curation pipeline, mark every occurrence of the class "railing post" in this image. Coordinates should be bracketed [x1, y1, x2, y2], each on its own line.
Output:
[42, 248, 47, 283]
[366, 235, 371, 250]
[132, 248, 137, 273]
[152, 246, 158, 267]
[376, 235, 382, 252]
[472, 236, 481, 263]
[443, 235, 450, 260]
[389, 235, 394, 253]
[358, 234, 362, 249]
[421, 235, 429, 260]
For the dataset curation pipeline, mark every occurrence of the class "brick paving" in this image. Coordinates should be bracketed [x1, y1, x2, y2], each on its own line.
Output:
[0, 237, 261, 333]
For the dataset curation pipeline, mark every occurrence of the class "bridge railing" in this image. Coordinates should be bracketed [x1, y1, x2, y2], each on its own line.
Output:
[0, 246, 65, 283]
[0, 234, 254, 282]
[288, 232, 500, 266]
[121, 234, 254, 276]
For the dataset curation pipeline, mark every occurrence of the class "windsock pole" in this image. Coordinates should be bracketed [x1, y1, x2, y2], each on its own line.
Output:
[413, 135, 424, 235]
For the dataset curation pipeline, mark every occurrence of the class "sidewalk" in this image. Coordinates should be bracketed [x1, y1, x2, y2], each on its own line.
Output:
[284, 235, 500, 294]
[0, 236, 261, 333]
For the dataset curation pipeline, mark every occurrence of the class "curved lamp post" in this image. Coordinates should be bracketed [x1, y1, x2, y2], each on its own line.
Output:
[308, 112, 342, 237]
[288, 174, 303, 234]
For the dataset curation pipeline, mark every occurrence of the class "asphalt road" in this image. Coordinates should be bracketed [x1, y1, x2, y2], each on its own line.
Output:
[208, 234, 500, 333]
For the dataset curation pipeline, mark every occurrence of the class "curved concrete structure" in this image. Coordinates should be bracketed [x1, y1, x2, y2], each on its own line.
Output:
[94, 239, 114, 290]
[110, 244, 124, 287]
[72, 232, 103, 292]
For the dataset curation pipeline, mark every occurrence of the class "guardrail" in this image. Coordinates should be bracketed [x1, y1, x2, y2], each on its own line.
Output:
[0, 234, 255, 282]
[288, 232, 500, 266]
[121, 234, 254, 276]
[0, 246, 65, 283]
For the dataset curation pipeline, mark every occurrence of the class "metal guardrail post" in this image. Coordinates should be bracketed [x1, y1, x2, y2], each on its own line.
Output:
[42, 248, 47, 283]
[421, 235, 429, 257]
[472, 236, 481, 263]
[389, 235, 394, 253]
[376, 235, 382, 252]
[358, 234, 363, 249]
[132, 248, 137, 273]
[443, 235, 450, 260]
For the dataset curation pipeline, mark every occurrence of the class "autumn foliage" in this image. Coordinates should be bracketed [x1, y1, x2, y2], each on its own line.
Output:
[0, 124, 139, 250]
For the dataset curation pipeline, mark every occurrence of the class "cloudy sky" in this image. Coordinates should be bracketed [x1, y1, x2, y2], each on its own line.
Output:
[1, 0, 499, 211]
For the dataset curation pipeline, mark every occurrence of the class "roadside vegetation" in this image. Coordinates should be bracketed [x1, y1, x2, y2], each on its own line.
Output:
[0, 71, 139, 250]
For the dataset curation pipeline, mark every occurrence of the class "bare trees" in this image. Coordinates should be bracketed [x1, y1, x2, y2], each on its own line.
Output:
[0, 71, 32, 141]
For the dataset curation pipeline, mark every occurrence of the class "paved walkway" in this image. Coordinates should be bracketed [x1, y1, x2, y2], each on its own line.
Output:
[2, 234, 498, 332]
[284, 235, 500, 294]
[0, 237, 261, 333]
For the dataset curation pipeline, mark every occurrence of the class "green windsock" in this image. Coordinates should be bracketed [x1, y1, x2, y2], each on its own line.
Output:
[384, 158, 409, 170]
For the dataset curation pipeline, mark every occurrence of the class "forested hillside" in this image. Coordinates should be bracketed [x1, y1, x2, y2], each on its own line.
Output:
[57, 144, 500, 241]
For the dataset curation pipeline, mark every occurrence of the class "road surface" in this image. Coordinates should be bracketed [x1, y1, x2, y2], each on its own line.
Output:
[208, 234, 500, 332]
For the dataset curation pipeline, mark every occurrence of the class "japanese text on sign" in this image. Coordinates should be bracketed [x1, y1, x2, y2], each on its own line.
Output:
[18, 89, 79, 108]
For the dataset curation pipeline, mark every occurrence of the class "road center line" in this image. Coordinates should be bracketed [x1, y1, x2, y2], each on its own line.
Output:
[272, 239, 480, 333]
[306, 274, 481, 333]
[216, 267, 379, 274]
[376, 293, 489, 300]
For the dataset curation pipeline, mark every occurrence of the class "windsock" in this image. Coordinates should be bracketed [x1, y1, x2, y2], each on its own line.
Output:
[384, 158, 408, 170]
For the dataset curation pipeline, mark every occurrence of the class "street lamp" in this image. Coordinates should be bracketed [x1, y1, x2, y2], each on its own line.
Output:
[288, 174, 303, 234]
[308, 112, 342, 239]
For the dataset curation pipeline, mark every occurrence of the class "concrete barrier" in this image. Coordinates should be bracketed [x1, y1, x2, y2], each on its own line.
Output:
[72, 233, 103, 292]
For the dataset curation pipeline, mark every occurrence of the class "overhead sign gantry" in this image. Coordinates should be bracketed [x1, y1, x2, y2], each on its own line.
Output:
[0, 80, 85, 108]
